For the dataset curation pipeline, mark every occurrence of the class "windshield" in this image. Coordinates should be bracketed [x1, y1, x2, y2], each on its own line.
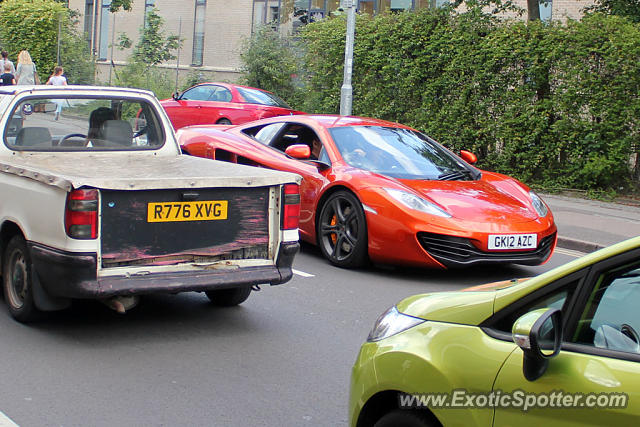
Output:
[236, 87, 291, 109]
[329, 126, 475, 180]
[4, 96, 165, 151]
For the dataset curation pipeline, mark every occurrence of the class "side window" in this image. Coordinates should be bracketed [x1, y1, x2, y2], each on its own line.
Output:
[571, 263, 640, 354]
[181, 86, 212, 101]
[251, 123, 286, 144]
[489, 279, 579, 334]
[211, 87, 232, 102]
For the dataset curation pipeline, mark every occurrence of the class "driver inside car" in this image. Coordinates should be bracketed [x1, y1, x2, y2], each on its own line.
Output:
[86, 107, 116, 146]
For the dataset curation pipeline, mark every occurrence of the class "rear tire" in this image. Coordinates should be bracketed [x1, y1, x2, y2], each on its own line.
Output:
[216, 118, 232, 125]
[205, 286, 252, 306]
[374, 410, 436, 427]
[3, 235, 39, 322]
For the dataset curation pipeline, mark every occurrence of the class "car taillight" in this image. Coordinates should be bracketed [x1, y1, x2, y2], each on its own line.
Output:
[65, 189, 99, 239]
[282, 184, 300, 230]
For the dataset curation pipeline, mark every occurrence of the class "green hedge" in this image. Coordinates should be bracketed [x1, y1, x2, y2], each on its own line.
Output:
[295, 10, 640, 191]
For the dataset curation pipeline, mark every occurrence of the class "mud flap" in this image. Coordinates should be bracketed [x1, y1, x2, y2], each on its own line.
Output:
[31, 265, 71, 311]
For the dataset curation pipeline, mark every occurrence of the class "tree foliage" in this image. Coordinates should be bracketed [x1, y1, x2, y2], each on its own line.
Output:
[109, 0, 133, 12]
[113, 8, 180, 99]
[584, 0, 640, 22]
[0, 0, 93, 83]
[239, 25, 300, 107]
[118, 8, 180, 67]
[293, 10, 640, 190]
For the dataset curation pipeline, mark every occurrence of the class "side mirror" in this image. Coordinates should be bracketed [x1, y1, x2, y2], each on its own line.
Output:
[172, 91, 180, 101]
[285, 144, 311, 159]
[460, 150, 477, 164]
[512, 308, 562, 381]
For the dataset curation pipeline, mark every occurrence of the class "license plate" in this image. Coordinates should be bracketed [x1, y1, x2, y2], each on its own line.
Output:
[147, 201, 228, 223]
[488, 234, 537, 250]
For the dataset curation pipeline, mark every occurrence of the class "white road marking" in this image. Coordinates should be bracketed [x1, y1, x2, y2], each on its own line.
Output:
[0, 411, 18, 427]
[555, 247, 585, 258]
[293, 269, 315, 278]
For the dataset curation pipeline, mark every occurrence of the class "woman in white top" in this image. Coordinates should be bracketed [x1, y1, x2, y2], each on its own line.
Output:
[47, 66, 68, 120]
[15, 50, 37, 85]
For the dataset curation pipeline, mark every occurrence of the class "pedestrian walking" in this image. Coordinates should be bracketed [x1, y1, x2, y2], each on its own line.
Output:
[46, 66, 67, 86]
[0, 63, 16, 86]
[0, 51, 16, 75]
[15, 50, 38, 85]
[47, 66, 68, 120]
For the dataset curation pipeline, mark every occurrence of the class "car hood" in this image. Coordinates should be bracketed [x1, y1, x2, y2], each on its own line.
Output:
[397, 174, 539, 223]
[396, 289, 497, 325]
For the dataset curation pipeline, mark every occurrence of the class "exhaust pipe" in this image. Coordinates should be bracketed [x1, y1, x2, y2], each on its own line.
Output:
[102, 295, 140, 314]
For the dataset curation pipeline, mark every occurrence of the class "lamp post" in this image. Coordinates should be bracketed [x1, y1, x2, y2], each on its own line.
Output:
[340, 0, 356, 116]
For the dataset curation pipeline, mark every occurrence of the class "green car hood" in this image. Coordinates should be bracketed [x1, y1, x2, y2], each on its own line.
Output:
[397, 236, 640, 325]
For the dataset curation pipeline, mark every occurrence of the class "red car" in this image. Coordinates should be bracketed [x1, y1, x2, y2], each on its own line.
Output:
[160, 82, 304, 130]
[178, 115, 557, 269]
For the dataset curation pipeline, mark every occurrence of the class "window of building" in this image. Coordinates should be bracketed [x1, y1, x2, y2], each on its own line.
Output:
[84, 0, 95, 51]
[540, 0, 552, 22]
[144, 0, 155, 27]
[252, 0, 282, 30]
[192, 0, 206, 66]
[98, 0, 112, 61]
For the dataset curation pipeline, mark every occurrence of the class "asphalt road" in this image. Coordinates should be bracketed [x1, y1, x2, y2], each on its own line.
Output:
[0, 244, 581, 427]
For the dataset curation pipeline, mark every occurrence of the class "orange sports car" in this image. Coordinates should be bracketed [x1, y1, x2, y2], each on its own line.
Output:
[178, 115, 557, 268]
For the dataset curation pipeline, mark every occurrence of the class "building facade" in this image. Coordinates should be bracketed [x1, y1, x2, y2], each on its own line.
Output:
[67, 0, 595, 84]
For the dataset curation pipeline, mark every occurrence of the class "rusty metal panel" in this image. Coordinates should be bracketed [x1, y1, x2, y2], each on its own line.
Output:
[100, 187, 270, 267]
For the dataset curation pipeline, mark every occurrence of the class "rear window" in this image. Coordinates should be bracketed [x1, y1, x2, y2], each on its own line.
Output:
[4, 96, 165, 151]
[236, 87, 291, 108]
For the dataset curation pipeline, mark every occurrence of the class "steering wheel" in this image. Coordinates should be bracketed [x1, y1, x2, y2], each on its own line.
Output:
[133, 126, 147, 138]
[621, 324, 640, 350]
[59, 133, 87, 146]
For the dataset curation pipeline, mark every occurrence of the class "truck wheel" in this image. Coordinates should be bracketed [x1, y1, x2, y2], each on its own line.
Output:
[3, 235, 39, 322]
[205, 286, 251, 306]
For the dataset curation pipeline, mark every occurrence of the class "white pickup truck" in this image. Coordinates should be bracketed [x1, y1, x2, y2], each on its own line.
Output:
[0, 85, 301, 322]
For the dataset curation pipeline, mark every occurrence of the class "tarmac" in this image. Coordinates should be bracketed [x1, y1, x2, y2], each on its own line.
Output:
[542, 193, 640, 253]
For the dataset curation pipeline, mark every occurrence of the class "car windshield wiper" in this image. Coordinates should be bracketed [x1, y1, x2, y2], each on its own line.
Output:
[437, 170, 468, 181]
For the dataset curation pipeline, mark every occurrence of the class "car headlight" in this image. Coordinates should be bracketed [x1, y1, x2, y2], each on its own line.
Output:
[529, 191, 549, 217]
[367, 306, 426, 342]
[384, 188, 451, 218]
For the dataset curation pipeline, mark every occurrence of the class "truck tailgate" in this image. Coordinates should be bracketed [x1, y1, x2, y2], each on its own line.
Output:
[100, 187, 271, 268]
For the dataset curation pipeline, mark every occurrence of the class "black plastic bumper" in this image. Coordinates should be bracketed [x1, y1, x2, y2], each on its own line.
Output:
[28, 241, 299, 299]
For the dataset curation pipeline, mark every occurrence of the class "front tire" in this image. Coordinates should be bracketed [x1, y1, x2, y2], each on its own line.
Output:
[3, 235, 39, 322]
[374, 410, 436, 427]
[318, 191, 368, 268]
[205, 286, 252, 306]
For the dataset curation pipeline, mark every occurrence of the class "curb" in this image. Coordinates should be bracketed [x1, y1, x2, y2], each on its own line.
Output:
[556, 236, 604, 254]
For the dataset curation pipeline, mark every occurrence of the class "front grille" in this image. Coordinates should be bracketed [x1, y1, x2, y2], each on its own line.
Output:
[417, 232, 556, 268]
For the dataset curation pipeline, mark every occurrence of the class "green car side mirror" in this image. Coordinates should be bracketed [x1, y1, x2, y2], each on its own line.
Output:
[512, 308, 562, 381]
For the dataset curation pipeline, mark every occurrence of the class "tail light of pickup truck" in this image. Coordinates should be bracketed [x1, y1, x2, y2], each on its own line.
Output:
[282, 184, 300, 230]
[65, 189, 99, 239]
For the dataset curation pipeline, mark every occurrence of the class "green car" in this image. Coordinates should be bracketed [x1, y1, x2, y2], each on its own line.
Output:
[350, 237, 640, 427]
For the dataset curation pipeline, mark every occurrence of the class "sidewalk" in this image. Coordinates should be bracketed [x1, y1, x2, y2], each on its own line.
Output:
[542, 193, 640, 253]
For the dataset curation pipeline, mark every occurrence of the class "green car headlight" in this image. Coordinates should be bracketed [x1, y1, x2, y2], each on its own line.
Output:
[367, 306, 426, 342]
[529, 191, 549, 217]
[384, 188, 451, 218]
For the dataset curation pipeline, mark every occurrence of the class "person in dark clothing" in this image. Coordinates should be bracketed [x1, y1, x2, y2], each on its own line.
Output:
[0, 63, 15, 85]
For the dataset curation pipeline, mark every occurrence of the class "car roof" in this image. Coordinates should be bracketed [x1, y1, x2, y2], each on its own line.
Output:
[0, 85, 155, 97]
[254, 114, 415, 130]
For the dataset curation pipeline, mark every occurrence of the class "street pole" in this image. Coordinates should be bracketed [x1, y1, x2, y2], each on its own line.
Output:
[175, 17, 182, 95]
[109, 13, 116, 85]
[340, 0, 356, 116]
[57, 13, 62, 66]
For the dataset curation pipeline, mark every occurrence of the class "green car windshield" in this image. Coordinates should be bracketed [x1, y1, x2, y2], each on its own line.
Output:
[329, 126, 476, 180]
[4, 96, 165, 151]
